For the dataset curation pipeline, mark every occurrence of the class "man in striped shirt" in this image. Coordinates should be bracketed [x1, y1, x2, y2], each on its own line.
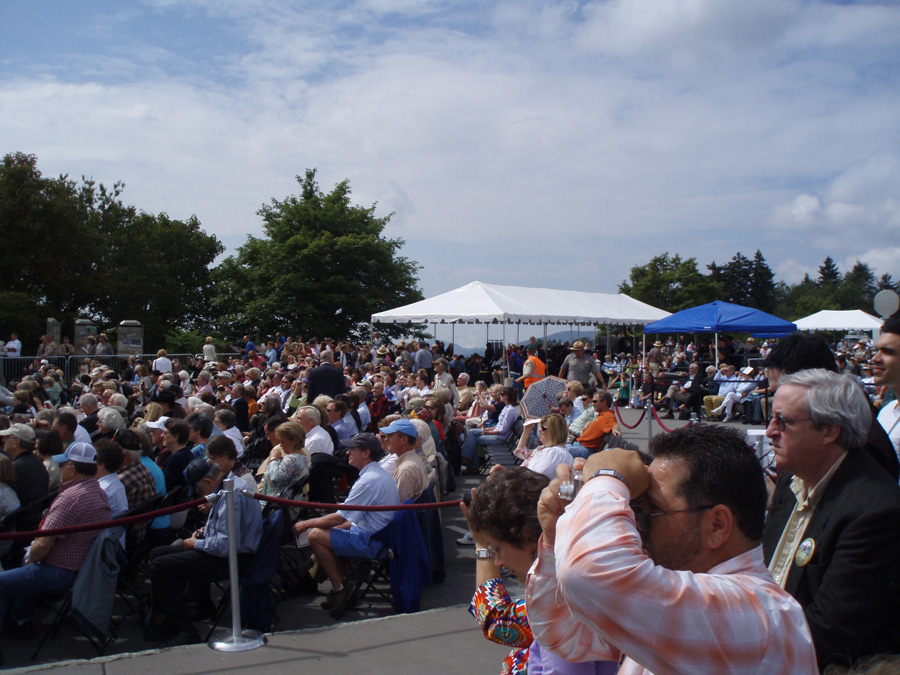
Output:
[526, 425, 817, 674]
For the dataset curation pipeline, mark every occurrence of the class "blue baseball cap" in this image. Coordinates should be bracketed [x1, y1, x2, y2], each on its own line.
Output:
[378, 419, 419, 438]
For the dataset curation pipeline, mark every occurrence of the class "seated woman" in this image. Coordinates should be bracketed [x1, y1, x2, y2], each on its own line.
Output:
[258, 421, 311, 498]
[510, 414, 574, 480]
[463, 467, 615, 675]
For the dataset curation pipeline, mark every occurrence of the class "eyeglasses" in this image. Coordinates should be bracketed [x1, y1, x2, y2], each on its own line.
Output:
[630, 497, 714, 533]
[769, 413, 813, 432]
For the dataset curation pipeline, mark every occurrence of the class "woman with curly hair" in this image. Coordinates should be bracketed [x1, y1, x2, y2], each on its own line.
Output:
[463, 467, 614, 675]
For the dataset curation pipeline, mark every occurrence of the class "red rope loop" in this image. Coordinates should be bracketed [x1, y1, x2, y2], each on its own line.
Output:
[650, 405, 677, 433]
[613, 401, 646, 429]
[250, 492, 461, 511]
[0, 492, 465, 541]
[0, 496, 208, 541]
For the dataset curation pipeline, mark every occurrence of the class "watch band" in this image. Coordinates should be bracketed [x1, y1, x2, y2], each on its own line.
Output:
[475, 547, 495, 559]
[590, 468, 629, 490]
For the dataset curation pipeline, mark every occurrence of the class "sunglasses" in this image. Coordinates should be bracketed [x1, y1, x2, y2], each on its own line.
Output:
[768, 413, 812, 432]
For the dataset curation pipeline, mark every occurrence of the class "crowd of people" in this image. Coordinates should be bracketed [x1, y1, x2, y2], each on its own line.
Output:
[0, 322, 897, 671]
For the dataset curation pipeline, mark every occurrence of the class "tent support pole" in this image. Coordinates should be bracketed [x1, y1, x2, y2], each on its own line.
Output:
[503, 323, 507, 381]
[715, 332, 719, 367]
[451, 324, 455, 350]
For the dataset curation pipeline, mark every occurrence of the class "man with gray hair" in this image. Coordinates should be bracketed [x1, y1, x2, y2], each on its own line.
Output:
[78, 393, 100, 436]
[295, 406, 333, 455]
[763, 369, 900, 670]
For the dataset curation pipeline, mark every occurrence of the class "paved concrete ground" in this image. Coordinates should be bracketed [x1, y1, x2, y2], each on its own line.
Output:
[4, 408, 767, 672]
[10, 606, 509, 675]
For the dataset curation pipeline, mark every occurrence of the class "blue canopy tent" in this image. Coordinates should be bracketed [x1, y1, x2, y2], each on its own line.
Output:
[643, 301, 796, 365]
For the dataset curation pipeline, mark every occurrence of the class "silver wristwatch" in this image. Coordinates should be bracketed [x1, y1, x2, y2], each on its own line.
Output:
[475, 547, 495, 559]
[590, 469, 629, 490]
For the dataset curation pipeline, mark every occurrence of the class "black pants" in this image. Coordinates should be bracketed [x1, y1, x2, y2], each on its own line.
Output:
[149, 544, 252, 633]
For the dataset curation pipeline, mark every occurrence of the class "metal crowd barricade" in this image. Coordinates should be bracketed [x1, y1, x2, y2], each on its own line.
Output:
[1, 355, 70, 386]
[1, 353, 204, 389]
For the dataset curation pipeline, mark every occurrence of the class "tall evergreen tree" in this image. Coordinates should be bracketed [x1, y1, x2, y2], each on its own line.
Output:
[748, 250, 776, 312]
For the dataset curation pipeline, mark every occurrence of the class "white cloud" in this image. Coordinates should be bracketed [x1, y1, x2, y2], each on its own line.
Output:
[2, 0, 900, 303]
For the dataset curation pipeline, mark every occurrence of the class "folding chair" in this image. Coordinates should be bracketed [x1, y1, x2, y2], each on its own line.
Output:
[116, 493, 165, 619]
[333, 529, 393, 620]
[479, 417, 522, 474]
[204, 509, 284, 640]
[32, 527, 123, 661]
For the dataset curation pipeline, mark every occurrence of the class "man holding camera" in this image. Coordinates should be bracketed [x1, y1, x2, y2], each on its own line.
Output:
[526, 425, 817, 674]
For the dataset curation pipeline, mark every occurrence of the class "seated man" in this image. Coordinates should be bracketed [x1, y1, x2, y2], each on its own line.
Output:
[380, 419, 429, 502]
[709, 366, 757, 422]
[569, 391, 621, 458]
[292, 432, 399, 617]
[655, 362, 702, 419]
[147, 457, 262, 646]
[527, 425, 818, 674]
[213, 409, 245, 459]
[703, 364, 737, 418]
[0, 442, 110, 652]
[459, 386, 519, 474]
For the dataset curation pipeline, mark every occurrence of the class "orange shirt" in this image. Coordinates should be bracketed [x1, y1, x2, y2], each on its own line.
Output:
[576, 410, 616, 450]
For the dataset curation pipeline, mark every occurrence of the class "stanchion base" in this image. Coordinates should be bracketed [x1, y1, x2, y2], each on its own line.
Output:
[208, 628, 267, 652]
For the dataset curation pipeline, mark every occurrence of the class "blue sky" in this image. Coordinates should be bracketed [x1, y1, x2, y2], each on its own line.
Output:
[2, 0, 900, 345]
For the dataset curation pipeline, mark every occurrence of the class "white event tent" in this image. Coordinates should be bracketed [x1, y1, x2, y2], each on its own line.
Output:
[794, 309, 883, 332]
[371, 281, 669, 347]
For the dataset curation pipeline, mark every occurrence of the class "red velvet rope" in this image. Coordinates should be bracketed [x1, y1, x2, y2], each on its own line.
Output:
[0, 497, 208, 541]
[649, 405, 677, 434]
[248, 492, 461, 511]
[0, 492, 464, 541]
[612, 401, 647, 429]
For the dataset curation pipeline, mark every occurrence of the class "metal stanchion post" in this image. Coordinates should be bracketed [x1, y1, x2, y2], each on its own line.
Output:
[208, 478, 266, 652]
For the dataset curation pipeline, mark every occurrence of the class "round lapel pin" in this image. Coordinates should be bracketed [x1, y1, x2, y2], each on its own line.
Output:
[794, 538, 816, 567]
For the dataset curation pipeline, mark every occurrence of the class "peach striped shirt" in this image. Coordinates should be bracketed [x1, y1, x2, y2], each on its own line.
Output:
[525, 477, 818, 674]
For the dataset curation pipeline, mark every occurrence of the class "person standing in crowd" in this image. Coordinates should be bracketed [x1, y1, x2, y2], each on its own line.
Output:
[558, 341, 600, 388]
[872, 314, 900, 463]
[527, 425, 817, 674]
[763, 369, 900, 669]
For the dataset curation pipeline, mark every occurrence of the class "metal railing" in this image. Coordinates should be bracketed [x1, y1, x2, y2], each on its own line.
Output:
[0, 354, 198, 385]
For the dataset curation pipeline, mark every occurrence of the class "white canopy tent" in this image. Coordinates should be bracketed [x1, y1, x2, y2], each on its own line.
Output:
[370, 281, 670, 326]
[794, 309, 883, 332]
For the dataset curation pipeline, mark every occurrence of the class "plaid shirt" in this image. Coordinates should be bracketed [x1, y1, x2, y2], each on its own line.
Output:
[526, 477, 818, 675]
[42, 476, 111, 571]
[367, 396, 391, 432]
[118, 460, 158, 547]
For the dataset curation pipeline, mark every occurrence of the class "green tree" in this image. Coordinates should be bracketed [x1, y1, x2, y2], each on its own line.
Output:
[708, 252, 754, 306]
[776, 274, 838, 319]
[837, 260, 878, 310]
[211, 169, 423, 341]
[818, 256, 841, 288]
[877, 273, 899, 294]
[748, 250, 777, 313]
[0, 152, 223, 351]
[620, 253, 720, 312]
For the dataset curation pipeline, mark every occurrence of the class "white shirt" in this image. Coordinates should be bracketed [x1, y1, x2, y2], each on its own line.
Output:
[523, 444, 575, 480]
[153, 356, 173, 373]
[5, 339, 21, 356]
[877, 400, 900, 472]
[303, 424, 333, 455]
[223, 426, 245, 458]
[73, 424, 92, 445]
